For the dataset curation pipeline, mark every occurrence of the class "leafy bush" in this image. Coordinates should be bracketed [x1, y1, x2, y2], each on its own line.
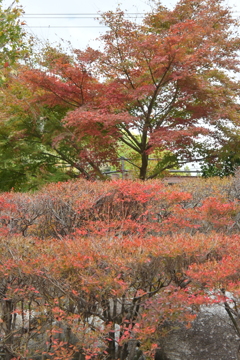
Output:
[0, 178, 240, 359]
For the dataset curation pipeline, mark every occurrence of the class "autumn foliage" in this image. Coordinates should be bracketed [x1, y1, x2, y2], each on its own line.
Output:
[0, 176, 240, 359]
[1, 0, 240, 358]
[0, 0, 27, 69]
[1, 0, 238, 186]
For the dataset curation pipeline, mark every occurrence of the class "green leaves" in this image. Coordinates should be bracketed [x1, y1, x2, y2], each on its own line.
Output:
[0, 0, 28, 68]
[0, 103, 72, 191]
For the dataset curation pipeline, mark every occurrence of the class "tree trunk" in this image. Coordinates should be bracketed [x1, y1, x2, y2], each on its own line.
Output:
[139, 152, 148, 180]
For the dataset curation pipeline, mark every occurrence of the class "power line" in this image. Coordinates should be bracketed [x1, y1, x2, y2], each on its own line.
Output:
[29, 26, 107, 28]
[22, 11, 240, 14]
[23, 16, 102, 18]
[22, 13, 146, 15]
[21, 13, 145, 29]
[23, 17, 145, 19]
[21, 11, 239, 30]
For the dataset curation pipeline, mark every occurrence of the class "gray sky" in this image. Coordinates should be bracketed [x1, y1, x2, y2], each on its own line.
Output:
[4, 0, 239, 50]
[7, 0, 157, 49]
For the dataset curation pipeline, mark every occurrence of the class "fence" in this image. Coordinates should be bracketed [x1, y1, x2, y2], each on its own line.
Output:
[102, 157, 202, 179]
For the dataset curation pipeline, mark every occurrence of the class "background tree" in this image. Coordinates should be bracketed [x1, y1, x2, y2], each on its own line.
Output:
[201, 153, 240, 178]
[200, 135, 240, 177]
[0, 64, 77, 191]
[0, 0, 28, 69]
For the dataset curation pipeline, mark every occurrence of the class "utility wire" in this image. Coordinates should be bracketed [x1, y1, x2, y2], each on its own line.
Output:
[22, 11, 240, 15]
[21, 12, 145, 28]
[23, 16, 109, 18]
[28, 26, 107, 28]
[22, 13, 146, 15]
[21, 11, 239, 29]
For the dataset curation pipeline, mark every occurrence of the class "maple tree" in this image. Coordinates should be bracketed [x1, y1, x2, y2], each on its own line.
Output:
[18, 0, 240, 181]
[21, 45, 126, 181]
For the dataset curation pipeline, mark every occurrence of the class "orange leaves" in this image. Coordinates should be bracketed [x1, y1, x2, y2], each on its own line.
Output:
[199, 196, 237, 217]
[188, 249, 240, 288]
[1, 177, 240, 358]
[21, 47, 101, 109]
[1, 177, 238, 240]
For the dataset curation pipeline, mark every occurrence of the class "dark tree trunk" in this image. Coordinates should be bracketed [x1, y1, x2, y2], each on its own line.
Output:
[140, 152, 148, 180]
